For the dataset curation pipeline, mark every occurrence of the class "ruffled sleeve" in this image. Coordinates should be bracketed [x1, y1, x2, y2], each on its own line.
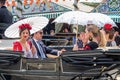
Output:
[13, 41, 22, 51]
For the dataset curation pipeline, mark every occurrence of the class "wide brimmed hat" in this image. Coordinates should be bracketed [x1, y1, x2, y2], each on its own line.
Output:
[4, 16, 49, 38]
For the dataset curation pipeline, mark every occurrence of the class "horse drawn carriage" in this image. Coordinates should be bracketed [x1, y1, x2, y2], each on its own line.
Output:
[0, 49, 120, 80]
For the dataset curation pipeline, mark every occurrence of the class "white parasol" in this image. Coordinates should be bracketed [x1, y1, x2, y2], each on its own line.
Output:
[53, 11, 89, 44]
[4, 16, 49, 38]
[88, 13, 117, 27]
[53, 11, 89, 25]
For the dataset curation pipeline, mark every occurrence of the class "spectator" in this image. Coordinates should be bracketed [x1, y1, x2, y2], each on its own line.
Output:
[59, 23, 71, 33]
[113, 27, 120, 47]
[59, 23, 72, 45]
[0, 0, 13, 23]
[103, 23, 117, 47]
[50, 30, 55, 36]
[0, 0, 13, 38]
[82, 24, 99, 50]
[43, 18, 55, 34]
[115, 33, 120, 47]
[73, 32, 86, 50]
[77, 32, 85, 48]
[73, 24, 105, 50]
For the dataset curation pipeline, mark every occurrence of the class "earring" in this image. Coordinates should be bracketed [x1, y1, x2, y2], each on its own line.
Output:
[89, 37, 93, 41]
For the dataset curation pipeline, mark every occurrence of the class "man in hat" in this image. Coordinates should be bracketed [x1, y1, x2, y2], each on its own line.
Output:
[0, 0, 13, 38]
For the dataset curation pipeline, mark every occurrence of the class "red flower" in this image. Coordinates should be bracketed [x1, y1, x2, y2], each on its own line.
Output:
[104, 23, 112, 30]
[19, 23, 32, 30]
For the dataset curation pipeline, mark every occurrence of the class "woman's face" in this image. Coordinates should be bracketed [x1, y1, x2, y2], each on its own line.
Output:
[79, 32, 85, 40]
[20, 29, 30, 40]
[85, 27, 90, 39]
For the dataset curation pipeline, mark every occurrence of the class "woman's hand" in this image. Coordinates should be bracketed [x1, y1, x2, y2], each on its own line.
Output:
[73, 44, 78, 50]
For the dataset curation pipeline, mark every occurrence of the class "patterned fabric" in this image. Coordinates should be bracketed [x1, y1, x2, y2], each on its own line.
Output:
[31, 38, 58, 58]
[77, 39, 83, 48]
[22, 46, 33, 58]
[106, 41, 117, 47]
[37, 41, 46, 58]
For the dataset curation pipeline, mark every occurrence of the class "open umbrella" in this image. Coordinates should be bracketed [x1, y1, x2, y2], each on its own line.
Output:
[88, 13, 117, 27]
[53, 11, 90, 34]
[4, 17, 49, 38]
[53, 11, 89, 44]
[53, 11, 89, 25]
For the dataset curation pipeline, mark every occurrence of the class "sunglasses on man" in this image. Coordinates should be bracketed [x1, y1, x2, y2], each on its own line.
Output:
[39, 32, 43, 34]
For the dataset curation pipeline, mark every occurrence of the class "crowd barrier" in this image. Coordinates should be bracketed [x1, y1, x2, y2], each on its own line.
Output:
[0, 49, 120, 80]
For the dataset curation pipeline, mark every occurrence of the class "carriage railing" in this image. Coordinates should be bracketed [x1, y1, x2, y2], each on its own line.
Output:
[0, 49, 120, 80]
[60, 49, 120, 80]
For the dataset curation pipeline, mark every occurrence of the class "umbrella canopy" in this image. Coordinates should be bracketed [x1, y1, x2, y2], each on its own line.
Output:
[53, 11, 89, 25]
[4, 17, 49, 38]
[53, 11, 89, 44]
[88, 13, 117, 27]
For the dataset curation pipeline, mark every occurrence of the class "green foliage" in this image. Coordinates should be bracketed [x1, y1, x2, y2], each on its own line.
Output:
[78, 25, 85, 33]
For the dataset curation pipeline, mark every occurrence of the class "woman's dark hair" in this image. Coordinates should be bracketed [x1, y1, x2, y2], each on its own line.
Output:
[113, 27, 120, 35]
[19, 28, 30, 36]
[18, 23, 31, 36]
[59, 23, 71, 33]
[43, 18, 55, 34]
[104, 27, 115, 39]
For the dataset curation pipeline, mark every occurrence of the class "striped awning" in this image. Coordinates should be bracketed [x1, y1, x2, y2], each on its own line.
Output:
[107, 14, 120, 23]
[24, 12, 65, 18]
[13, 11, 68, 22]
[14, 12, 120, 23]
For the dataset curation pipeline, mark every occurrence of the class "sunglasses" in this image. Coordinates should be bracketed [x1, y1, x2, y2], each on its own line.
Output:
[39, 32, 43, 34]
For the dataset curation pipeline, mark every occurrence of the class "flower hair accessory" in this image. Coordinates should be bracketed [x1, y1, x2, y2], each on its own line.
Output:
[19, 23, 32, 30]
[104, 23, 112, 30]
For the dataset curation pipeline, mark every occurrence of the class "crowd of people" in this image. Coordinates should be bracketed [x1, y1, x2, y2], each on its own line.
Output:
[0, 0, 13, 39]
[11, 21, 120, 59]
[73, 23, 120, 51]
[0, 0, 120, 59]
[1, 1, 120, 80]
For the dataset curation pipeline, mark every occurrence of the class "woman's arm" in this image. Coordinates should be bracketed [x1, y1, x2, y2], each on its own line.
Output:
[31, 44, 37, 56]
